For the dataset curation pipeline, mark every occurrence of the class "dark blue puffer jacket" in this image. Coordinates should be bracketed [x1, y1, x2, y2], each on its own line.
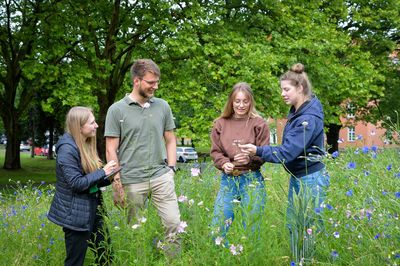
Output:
[256, 95, 325, 177]
[47, 133, 110, 231]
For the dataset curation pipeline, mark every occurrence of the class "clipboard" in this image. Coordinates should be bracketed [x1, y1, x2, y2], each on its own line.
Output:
[104, 166, 122, 181]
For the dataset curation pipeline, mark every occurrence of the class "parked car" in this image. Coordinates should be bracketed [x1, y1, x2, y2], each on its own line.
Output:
[1, 135, 6, 144]
[176, 146, 198, 162]
[19, 142, 30, 152]
[34, 144, 56, 156]
[34, 146, 46, 156]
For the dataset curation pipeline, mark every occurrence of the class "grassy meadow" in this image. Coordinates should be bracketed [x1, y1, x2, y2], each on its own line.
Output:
[0, 148, 56, 185]
[0, 145, 399, 265]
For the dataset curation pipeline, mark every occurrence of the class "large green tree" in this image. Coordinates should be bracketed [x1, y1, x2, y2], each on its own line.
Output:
[159, 1, 385, 151]
[0, 0, 74, 169]
[342, 0, 400, 133]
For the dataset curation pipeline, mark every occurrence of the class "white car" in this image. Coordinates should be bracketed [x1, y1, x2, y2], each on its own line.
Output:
[20, 142, 30, 152]
[176, 146, 198, 163]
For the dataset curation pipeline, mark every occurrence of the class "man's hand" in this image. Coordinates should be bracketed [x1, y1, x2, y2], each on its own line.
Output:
[112, 174, 125, 207]
[238, 144, 257, 156]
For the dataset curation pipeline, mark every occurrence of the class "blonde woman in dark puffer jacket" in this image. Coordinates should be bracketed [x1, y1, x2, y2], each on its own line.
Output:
[48, 106, 117, 266]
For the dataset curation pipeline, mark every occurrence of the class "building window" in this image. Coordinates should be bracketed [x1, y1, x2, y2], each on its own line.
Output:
[346, 103, 355, 118]
[270, 129, 277, 145]
[348, 127, 355, 141]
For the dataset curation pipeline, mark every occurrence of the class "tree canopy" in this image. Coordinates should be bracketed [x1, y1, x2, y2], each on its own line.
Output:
[1, 0, 399, 169]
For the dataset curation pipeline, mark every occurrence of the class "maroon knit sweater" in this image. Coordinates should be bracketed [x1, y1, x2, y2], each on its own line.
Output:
[210, 116, 270, 172]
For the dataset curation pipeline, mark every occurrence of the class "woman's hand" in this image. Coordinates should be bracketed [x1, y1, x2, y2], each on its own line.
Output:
[238, 144, 257, 156]
[233, 153, 250, 165]
[103, 160, 117, 175]
[222, 162, 235, 174]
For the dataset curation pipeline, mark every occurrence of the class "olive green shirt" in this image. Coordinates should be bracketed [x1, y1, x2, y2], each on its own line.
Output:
[104, 95, 175, 184]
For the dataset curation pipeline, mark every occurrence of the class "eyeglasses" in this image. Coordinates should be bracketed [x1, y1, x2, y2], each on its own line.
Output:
[140, 78, 160, 86]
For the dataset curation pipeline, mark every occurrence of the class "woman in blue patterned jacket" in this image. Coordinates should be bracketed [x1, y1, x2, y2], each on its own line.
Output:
[48, 106, 117, 266]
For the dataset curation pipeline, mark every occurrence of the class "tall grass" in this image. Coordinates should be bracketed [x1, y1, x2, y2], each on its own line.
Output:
[0, 147, 399, 265]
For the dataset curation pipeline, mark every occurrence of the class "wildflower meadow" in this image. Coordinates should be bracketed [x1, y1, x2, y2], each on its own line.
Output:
[0, 146, 399, 265]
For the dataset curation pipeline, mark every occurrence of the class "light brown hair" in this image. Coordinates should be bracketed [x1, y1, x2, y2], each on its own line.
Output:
[219, 82, 260, 119]
[65, 107, 102, 174]
[130, 59, 161, 80]
[280, 63, 313, 98]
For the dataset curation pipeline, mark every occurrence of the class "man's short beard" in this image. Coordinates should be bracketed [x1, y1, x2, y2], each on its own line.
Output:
[138, 84, 150, 99]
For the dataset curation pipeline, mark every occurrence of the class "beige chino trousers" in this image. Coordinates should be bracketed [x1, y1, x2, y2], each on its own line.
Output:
[124, 170, 181, 243]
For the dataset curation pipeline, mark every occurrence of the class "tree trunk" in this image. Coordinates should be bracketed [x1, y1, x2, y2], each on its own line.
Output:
[97, 98, 109, 161]
[47, 121, 55, 160]
[326, 123, 342, 153]
[2, 114, 21, 169]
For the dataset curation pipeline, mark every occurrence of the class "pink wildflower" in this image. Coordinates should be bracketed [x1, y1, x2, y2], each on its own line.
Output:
[177, 221, 188, 233]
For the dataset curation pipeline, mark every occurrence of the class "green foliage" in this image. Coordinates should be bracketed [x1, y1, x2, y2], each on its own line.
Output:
[2, 0, 399, 164]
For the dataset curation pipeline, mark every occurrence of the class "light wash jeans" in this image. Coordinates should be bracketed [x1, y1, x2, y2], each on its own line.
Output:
[287, 168, 330, 221]
[286, 168, 330, 259]
[211, 170, 266, 239]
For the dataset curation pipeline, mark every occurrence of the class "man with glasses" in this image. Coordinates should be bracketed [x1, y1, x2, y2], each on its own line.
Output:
[105, 59, 181, 256]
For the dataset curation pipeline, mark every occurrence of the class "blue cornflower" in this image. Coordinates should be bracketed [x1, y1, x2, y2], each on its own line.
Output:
[331, 250, 339, 259]
[46, 248, 51, 253]
[362, 146, 369, 154]
[395, 192, 400, 199]
[326, 204, 333, 210]
[332, 151, 339, 158]
[41, 223, 45, 227]
[346, 189, 353, 197]
[382, 190, 388, 196]
[357, 134, 363, 140]
[372, 152, 377, 159]
[347, 162, 356, 169]
[395, 173, 400, 178]
[315, 207, 322, 214]
[371, 145, 378, 152]
[374, 233, 380, 239]
[364, 171, 370, 176]
[290, 262, 296, 266]
[394, 253, 400, 259]
[387, 164, 392, 171]
[40, 181, 46, 185]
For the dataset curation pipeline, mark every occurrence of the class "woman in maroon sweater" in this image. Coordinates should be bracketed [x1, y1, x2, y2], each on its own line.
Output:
[210, 82, 270, 245]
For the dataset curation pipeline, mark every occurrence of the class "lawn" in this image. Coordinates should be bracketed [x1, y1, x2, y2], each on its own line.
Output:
[0, 147, 56, 186]
[0, 145, 399, 265]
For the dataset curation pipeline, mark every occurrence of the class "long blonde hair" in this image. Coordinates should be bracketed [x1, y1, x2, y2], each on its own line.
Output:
[219, 82, 260, 119]
[65, 107, 102, 174]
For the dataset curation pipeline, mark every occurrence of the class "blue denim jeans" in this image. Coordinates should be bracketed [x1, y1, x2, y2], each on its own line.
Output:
[211, 170, 266, 239]
[286, 168, 330, 259]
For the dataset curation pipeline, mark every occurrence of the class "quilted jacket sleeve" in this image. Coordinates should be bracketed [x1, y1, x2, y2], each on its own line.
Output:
[57, 143, 106, 193]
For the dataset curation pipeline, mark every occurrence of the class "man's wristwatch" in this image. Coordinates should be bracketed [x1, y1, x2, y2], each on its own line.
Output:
[168, 165, 177, 173]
